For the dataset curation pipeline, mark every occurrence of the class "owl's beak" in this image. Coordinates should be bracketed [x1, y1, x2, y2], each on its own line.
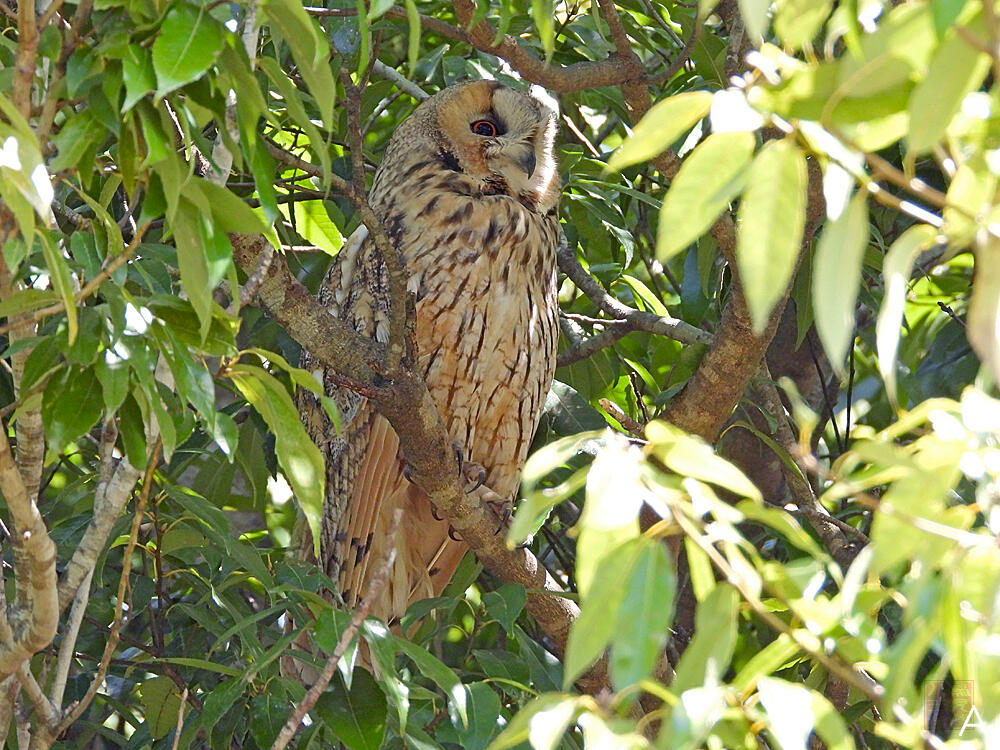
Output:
[516, 150, 537, 178]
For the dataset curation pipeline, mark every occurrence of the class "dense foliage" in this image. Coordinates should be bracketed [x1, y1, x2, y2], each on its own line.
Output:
[0, 0, 998, 748]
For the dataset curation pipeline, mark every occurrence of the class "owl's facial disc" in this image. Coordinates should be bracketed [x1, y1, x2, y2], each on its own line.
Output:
[433, 80, 559, 213]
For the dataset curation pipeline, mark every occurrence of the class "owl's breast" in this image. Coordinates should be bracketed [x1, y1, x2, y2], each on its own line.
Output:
[395, 189, 560, 499]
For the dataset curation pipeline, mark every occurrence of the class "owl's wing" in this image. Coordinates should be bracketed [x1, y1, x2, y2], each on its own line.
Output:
[299, 225, 458, 615]
[297, 225, 387, 584]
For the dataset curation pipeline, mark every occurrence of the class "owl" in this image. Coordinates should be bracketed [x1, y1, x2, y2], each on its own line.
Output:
[298, 80, 561, 622]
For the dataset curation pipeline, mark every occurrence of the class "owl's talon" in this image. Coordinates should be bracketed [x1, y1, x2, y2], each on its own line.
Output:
[402, 463, 415, 484]
[448, 526, 462, 542]
[465, 466, 487, 494]
[430, 506, 442, 521]
[486, 497, 514, 535]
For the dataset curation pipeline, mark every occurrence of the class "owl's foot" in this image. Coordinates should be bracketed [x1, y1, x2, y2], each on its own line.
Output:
[451, 441, 487, 494]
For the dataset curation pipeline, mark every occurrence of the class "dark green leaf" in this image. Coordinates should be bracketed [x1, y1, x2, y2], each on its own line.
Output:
[42, 366, 103, 453]
[138, 675, 181, 740]
[249, 694, 288, 748]
[315, 671, 387, 750]
[483, 583, 527, 632]
[152, 3, 225, 96]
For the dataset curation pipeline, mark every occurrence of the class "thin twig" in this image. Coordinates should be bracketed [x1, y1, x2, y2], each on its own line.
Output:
[50, 439, 161, 740]
[598, 398, 645, 439]
[269, 509, 402, 750]
[0, 228, 146, 340]
[48, 567, 94, 709]
[557, 238, 711, 350]
[170, 688, 187, 750]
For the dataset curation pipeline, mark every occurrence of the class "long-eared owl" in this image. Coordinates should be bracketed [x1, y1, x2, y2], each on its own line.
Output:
[299, 79, 561, 622]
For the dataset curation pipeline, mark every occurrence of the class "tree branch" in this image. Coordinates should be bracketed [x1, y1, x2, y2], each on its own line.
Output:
[270, 509, 401, 750]
[12, 0, 37, 117]
[451, 0, 644, 92]
[556, 238, 711, 366]
[0, 422, 58, 679]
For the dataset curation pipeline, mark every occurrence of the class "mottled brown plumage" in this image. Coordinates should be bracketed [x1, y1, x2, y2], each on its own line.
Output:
[299, 80, 560, 621]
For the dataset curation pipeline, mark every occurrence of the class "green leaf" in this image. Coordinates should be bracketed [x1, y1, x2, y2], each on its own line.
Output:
[672, 584, 739, 693]
[50, 110, 106, 172]
[159, 657, 243, 676]
[932, 0, 969, 35]
[774, 0, 832, 50]
[575, 438, 642, 596]
[122, 44, 155, 111]
[200, 678, 246, 730]
[258, 56, 332, 182]
[531, 0, 555, 60]
[608, 91, 712, 170]
[483, 583, 527, 632]
[315, 671, 387, 750]
[875, 225, 937, 404]
[152, 3, 224, 96]
[563, 537, 644, 688]
[736, 139, 808, 333]
[71, 182, 125, 262]
[462, 682, 502, 750]
[0, 288, 58, 320]
[315, 608, 359, 682]
[970, 229, 1000, 384]
[657, 131, 755, 262]
[171, 197, 230, 335]
[138, 676, 181, 740]
[907, 17, 990, 155]
[96, 352, 131, 413]
[286, 199, 343, 255]
[610, 537, 676, 690]
[646, 421, 762, 501]
[510, 431, 599, 545]
[228, 364, 325, 556]
[249, 694, 287, 748]
[42, 367, 104, 454]
[739, 0, 770, 40]
[758, 678, 853, 750]
[392, 636, 468, 728]
[404, 0, 420, 75]
[486, 694, 582, 750]
[39, 235, 78, 345]
[260, 0, 337, 130]
[732, 634, 800, 691]
[187, 179, 268, 236]
[812, 190, 870, 374]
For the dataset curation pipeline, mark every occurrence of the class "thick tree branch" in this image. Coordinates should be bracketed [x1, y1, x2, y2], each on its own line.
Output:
[12, 0, 37, 117]
[451, 0, 644, 92]
[0, 423, 58, 679]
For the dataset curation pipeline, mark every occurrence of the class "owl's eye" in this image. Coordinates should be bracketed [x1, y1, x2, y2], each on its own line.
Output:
[471, 120, 499, 137]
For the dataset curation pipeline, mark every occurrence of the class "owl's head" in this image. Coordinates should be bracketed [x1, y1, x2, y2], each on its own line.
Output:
[390, 80, 560, 215]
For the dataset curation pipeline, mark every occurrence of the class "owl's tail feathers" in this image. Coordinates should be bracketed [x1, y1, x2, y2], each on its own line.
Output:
[362, 482, 468, 623]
